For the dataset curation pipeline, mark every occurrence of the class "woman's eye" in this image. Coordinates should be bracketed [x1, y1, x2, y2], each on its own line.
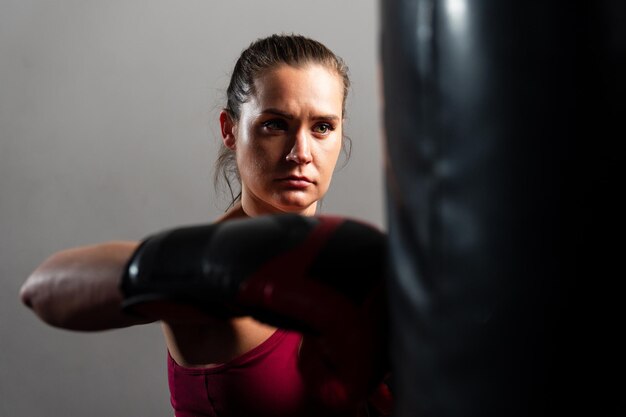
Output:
[262, 119, 288, 130]
[313, 123, 334, 134]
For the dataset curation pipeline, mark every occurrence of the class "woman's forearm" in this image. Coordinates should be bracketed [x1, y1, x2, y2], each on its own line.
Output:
[20, 241, 154, 331]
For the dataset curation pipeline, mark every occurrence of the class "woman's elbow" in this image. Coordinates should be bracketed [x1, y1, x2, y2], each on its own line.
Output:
[19, 253, 79, 328]
[19, 278, 35, 309]
[20, 269, 61, 327]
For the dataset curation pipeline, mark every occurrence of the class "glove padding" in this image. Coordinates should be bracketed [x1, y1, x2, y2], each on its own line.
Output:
[120, 213, 390, 410]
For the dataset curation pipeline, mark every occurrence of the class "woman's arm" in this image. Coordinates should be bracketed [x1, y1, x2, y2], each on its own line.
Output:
[20, 241, 155, 331]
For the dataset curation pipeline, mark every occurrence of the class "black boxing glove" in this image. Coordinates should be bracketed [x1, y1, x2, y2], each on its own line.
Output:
[120, 213, 390, 409]
[120, 213, 385, 326]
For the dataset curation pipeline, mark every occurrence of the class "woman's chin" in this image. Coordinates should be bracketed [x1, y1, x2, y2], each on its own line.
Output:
[274, 196, 318, 215]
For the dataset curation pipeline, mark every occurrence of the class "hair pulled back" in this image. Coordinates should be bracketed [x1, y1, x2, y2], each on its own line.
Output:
[215, 34, 351, 209]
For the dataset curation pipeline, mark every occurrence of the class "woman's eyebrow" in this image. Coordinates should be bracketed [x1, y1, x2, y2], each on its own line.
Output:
[261, 108, 340, 122]
[313, 115, 341, 122]
[261, 108, 294, 119]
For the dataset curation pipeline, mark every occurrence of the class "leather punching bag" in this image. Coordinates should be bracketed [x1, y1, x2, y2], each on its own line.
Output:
[381, 1, 624, 416]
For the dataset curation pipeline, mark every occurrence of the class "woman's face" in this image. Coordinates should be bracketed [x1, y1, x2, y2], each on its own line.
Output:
[222, 64, 344, 216]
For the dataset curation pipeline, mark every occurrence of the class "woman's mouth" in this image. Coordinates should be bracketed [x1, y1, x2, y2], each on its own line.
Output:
[277, 175, 314, 188]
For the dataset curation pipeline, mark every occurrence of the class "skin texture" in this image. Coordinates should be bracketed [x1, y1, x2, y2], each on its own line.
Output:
[220, 64, 344, 217]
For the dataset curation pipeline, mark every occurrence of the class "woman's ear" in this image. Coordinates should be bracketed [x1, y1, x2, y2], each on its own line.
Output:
[220, 110, 237, 150]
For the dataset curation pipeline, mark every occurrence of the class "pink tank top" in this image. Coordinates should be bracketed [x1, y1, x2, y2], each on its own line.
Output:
[168, 329, 325, 417]
[168, 329, 392, 416]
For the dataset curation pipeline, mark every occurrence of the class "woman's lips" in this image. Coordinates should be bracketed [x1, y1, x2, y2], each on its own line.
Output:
[277, 176, 314, 188]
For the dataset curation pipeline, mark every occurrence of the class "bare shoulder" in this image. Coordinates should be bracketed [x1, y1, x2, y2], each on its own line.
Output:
[162, 317, 278, 368]
[214, 203, 248, 223]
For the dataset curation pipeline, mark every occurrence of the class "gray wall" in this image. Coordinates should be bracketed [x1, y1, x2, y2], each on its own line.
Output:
[0, 1, 383, 416]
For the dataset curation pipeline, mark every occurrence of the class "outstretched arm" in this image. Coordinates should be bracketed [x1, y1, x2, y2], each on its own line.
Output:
[20, 241, 155, 331]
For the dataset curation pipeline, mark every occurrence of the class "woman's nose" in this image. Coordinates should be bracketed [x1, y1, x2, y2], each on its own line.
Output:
[285, 130, 312, 164]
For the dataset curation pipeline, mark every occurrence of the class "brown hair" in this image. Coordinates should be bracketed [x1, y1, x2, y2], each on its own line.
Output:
[214, 33, 352, 209]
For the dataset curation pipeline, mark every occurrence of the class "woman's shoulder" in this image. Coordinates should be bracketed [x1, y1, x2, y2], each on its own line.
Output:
[162, 317, 278, 368]
[215, 203, 247, 223]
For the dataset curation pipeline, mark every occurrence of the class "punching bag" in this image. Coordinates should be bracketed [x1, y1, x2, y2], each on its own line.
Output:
[381, 1, 624, 416]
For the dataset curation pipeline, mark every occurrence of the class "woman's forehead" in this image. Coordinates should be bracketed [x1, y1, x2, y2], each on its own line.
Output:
[249, 64, 344, 114]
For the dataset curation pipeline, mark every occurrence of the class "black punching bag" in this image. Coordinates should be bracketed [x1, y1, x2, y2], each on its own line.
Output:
[381, 1, 624, 416]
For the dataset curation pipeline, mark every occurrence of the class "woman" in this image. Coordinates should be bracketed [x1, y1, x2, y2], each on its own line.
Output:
[20, 34, 391, 416]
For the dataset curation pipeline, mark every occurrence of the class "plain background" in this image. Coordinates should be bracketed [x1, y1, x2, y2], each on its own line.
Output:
[0, 1, 384, 416]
